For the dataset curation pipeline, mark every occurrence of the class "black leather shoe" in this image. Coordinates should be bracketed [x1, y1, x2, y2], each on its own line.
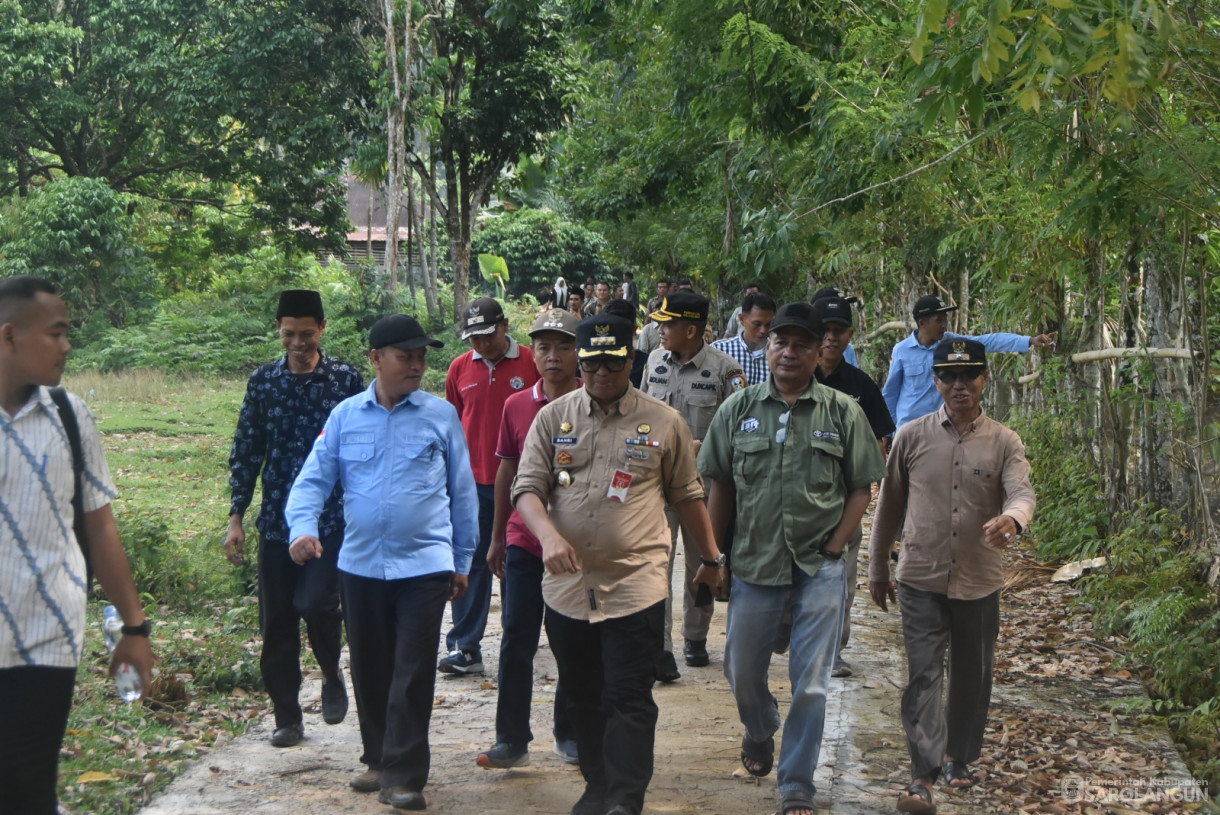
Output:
[321, 681, 348, 725]
[654, 651, 680, 683]
[683, 638, 709, 667]
[270, 722, 303, 747]
[349, 769, 382, 792]
[379, 786, 427, 810]
[570, 787, 605, 815]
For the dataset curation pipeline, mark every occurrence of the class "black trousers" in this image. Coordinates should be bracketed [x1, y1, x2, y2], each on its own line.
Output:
[259, 530, 344, 728]
[341, 570, 451, 791]
[0, 665, 77, 814]
[897, 584, 1000, 781]
[544, 600, 664, 815]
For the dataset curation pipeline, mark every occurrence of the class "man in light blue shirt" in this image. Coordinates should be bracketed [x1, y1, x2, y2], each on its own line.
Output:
[882, 295, 1053, 432]
[286, 313, 478, 812]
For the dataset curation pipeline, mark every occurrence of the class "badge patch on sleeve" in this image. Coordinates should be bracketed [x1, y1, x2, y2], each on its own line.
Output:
[727, 372, 748, 392]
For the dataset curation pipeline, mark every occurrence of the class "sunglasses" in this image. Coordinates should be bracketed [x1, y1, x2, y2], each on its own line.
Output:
[935, 369, 984, 384]
[579, 356, 629, 373]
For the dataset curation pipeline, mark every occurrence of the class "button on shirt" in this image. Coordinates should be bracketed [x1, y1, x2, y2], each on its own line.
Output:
[446, 338, 539, 485]
[512, 387, 703, 622]
[286, 383, 479, 581]
[883, 330, 1031, 430]
[712, 336, 769, 387]
[229, 353, 364, 543]
[644, 344, 747, 441]
[698, 379, 887, 586]
[868, 406, 1036, 600]
[1, 389, 117, 668]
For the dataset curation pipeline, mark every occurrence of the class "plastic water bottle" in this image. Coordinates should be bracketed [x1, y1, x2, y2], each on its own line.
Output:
[101, 605, 142, 703]
[102, 605, 123, 652]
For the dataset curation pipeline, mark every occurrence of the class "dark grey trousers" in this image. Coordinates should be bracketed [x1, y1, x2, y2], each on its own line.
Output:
[897, 584, 1000, 781]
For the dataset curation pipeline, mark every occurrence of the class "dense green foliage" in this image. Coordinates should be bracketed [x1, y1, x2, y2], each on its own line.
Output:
[0, 0, 370, 247]
[472, 207, 610, 299]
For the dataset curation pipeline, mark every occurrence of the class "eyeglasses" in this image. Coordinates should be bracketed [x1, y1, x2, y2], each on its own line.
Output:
[775, 410, 791, 445]
[579, 356, 629, 373]
[934, 369, 984, 384]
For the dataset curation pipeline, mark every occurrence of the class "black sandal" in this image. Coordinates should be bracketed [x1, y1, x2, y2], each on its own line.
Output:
[778, 790, 816, 814]
[740, 734, 774, 777]
[896, 782, 936, 813]
[942, 759, 976, 788]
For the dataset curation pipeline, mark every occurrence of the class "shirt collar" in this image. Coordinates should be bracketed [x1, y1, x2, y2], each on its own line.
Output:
[577, 382, 638, 417]
[764, 375, 825, 405]
[273, 351, 334, 375]
[936, 403, 986, 434]
[472, 336, 522, 362]
[664, 341, 709, 369]
[360, 380, 428, 410]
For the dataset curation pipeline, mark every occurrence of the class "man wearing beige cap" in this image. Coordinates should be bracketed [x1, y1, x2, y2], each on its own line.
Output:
[478, 308, 582, 770]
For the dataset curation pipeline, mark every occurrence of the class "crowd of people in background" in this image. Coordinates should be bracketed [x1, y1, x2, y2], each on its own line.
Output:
[0, 271, 1048, 815]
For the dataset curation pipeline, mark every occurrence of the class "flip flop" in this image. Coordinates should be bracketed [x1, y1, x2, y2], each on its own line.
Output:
[942, 759, 977, 788]
[740, 734, 774, 778]
[896, 782, 936, 813]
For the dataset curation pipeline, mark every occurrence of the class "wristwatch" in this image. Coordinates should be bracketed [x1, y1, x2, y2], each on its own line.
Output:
[701, 553, 727, 568]
[818, 544, 843, 562]
[121, 619, 152, 637]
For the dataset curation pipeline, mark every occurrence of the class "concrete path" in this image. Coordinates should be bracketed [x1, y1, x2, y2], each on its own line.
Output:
[140, 544, 1205, 815]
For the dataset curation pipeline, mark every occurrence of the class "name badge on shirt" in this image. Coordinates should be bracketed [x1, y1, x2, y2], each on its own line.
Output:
[607, 469, 633, 502]
[553, 436, 578, 445]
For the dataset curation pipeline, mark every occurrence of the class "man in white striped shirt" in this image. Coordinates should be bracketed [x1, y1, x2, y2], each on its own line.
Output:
[711, 291, 776, 387]
[0, 276, 153, 815]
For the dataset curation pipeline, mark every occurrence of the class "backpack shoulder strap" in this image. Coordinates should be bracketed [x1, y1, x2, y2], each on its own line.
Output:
[49, 387, 92, 587]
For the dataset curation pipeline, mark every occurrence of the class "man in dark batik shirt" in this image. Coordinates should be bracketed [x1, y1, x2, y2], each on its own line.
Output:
[226, 289, 364, 747]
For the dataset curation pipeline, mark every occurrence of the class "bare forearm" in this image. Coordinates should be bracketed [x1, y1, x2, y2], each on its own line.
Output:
[674, 497, 721, 562]
[83, 505, 146, 625]
[492, 459, 517, 542]
[827, 487, 871, 551]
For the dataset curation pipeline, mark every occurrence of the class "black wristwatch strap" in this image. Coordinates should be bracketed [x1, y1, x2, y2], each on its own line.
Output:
[121, 619, 152, 637]
[701, 554, 727, 568]
[818, 545, 843, 562]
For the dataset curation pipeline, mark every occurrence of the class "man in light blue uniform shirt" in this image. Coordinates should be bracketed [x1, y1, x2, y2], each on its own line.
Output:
[286, 313, 478, 812]
[883, 295, 1053, 432]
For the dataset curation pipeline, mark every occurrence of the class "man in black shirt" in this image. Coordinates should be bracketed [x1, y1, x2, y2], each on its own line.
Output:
[812, 295, 894, 677]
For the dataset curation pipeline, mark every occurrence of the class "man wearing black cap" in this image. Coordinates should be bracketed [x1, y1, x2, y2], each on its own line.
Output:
[442, 297, 539, 675]
[869, 338, 1035, 814]
[226, 289, 364, 747]
[811, 295, 895, 678]
[882, 294, 1053, 431]
[810, 286, 859, 367]
[286, 314, 479, 810]
[699, 303, 886, 815]
[645, 291, 747, 679]
[512, 314, 726, 815]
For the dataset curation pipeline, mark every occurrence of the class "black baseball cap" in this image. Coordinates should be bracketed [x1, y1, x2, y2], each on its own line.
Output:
[369, 314, 444, 351]
[576, 314, 633, 359]
[649, 292, 709, 324]
[812, 296, 853, 326]
[460, 297, 506, 339]
[932, 338, 986, 368]
[769, 302, 824, 338]
[912, 295, 958, 321]
[811, 286, 860, 306]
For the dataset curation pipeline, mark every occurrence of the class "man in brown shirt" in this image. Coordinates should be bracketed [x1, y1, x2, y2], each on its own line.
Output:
[513, 313, 726, 815]
[868, 338, 1035, 814]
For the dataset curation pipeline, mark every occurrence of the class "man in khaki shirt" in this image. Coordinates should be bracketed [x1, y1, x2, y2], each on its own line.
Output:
[645, 291, 747, 678]
[513, 313, 726, 815]
[869, 338, 1035, 814]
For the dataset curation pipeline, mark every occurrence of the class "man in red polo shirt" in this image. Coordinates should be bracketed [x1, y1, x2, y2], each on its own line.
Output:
[478, 307, 582, 769]
[442, 298, 540, 675]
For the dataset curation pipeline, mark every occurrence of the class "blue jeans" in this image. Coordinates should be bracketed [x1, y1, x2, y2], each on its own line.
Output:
[446, 482, 495, 656]
[496, 545, 574, 746]
[724, 562, 846, 801]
